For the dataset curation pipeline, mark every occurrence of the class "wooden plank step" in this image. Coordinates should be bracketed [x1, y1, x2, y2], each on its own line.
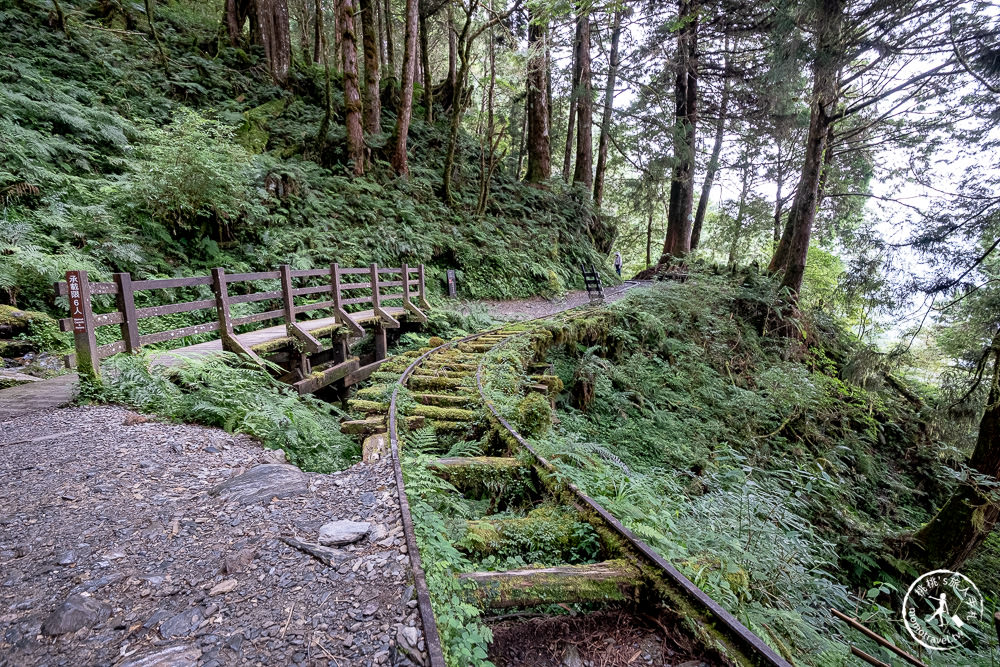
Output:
[458, 559, 642, 609]
[409, 404, 475, 421]
[430, 456, 521, 469]
[347, 399, 389, 414]
[458, 343, 494, 353]
[345, 358, 392, 386]
[411, 368, 470, 378]
[293, 357, 360, 395]
[421, 361, 479, 371]
[408, 375, 466, 390]
[341, 416, 386, 435]
[427, 420, 474, 433]
[413, 393, 476, 407]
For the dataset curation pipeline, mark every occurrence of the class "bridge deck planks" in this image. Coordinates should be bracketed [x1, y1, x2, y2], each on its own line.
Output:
[151, 307, 407, 366]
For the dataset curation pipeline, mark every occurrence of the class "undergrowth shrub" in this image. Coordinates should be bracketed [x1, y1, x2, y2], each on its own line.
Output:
[92, 353, 357, 471]
[527, 275, 979, 664]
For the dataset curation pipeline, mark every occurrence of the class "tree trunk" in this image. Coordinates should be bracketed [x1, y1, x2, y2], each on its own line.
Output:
[727, 160, 751, 265]
[391, 0, 419, 175]
[359, 0, 382, 133]
[419, 8, 433, 122]
[226, 0, 292, 85]
[561, 18, 581, 183]
[913, 336, 1000, 569]
[659, 0, 698, 261]
[646, 209, 653, 268]
[524, 7, 551, 183]
[769, 0, 842, 297]
[313, 0, 323, 64]
[691, 52, 729, 250]
[773, 143, 785, 243]
[572, 13, 592, 190]
[376, 0, 386, 69]
[447, 2, 457, 90]
[593, 6, 623, 207]
[338, 0, 365, 174]
[384, 0, 396, 80]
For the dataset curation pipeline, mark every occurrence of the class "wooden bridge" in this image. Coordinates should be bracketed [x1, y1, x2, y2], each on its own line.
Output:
[56, 263, 432, 395]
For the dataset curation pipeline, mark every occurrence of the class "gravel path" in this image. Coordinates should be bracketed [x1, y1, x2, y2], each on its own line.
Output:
[0, 406, 424, 667]
[479, 282, 646, 321]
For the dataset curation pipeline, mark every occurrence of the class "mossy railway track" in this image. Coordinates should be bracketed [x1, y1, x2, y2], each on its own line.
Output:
[362, 301, 792, 666]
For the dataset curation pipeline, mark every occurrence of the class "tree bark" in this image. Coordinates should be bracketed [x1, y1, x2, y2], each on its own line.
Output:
[773, 143, 786, 243]
[593, 6, 623, 207]
[572, 13, 592, 190]
[359, 0, 382, 133]
[313, 0, 323, 64]
[727, 159, 751, 265]
[226, 0, 293, 85]
[659, 0, 698, 261]
[338, 0, 365, 174]
[384, 0, 396, 80]
[524, 6, 551, 183]
[913, 334, 1000, 569]
[419, 7, 433, 122]
[391, 0, 419, 175]
[561, 17, 581, 183]
[691, 52, 730, 250]
[768, 0, 842, 297]
[447, 2, 457, 90]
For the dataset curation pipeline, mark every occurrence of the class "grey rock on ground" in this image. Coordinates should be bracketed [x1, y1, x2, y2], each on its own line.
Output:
[319, 519, 372, 546]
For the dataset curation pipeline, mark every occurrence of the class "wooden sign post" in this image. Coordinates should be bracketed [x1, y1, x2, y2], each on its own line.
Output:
[66, 270, 100, 379]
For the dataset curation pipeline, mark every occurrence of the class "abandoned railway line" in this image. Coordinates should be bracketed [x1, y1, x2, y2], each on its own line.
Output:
[363, 304, 792, 666]
[1, 273, 796, 665]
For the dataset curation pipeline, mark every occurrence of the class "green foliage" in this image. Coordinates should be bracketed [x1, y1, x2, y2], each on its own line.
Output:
[93, 353, 358, 471]
[1, 0, 613, 344]
[516, 391, 552, 436]
[524, 274, 977, 664]
[401, 428, 494, 666]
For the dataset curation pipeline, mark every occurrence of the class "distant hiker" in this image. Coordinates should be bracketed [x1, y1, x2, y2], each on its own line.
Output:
[614, 252, 623, 277]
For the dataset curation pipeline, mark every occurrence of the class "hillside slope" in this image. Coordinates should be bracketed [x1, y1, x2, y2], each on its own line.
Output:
[1, 0, 613, 320]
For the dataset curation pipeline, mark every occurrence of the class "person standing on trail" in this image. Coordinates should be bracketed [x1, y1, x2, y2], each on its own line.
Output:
[614, 252, 623, 277]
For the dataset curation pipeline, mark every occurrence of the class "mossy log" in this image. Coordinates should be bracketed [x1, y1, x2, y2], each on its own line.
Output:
[460, 507, 592, 560]
[430, 456, 523, 469]
[530, 374, 564, 394]
[458, 343, 495, 353]
[409, 375, 466, 390]
[429, 420, 474, 433]
[413, 393, 475, 407]
[410, 404, 476, 421]
[422, 361, 479, 371]
[347, 399, 389, 414]
[341, 416, 387, 435]
[458, 559, 642, 609]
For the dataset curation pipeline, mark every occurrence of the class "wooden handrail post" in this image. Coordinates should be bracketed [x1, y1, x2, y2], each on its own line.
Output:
[211, 267, 234, 342]
[370, 262, 381, 313]
[66, 270, 100, 379]
[401, 262, 412, 310]
[400, 262, 427, 323]
[371, 262, 400, 328]
[417, 264, 431, 309]
[331, 263, 343, 310]
[331, 262, 365, 336]
[279, 264, 295, 325]
[113, 272, 140, 354]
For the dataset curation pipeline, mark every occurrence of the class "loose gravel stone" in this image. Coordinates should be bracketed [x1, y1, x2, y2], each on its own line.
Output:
[0, 406, 426, 666]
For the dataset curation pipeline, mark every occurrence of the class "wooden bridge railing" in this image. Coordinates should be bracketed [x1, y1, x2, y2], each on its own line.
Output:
[56, 263, 431, 378]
